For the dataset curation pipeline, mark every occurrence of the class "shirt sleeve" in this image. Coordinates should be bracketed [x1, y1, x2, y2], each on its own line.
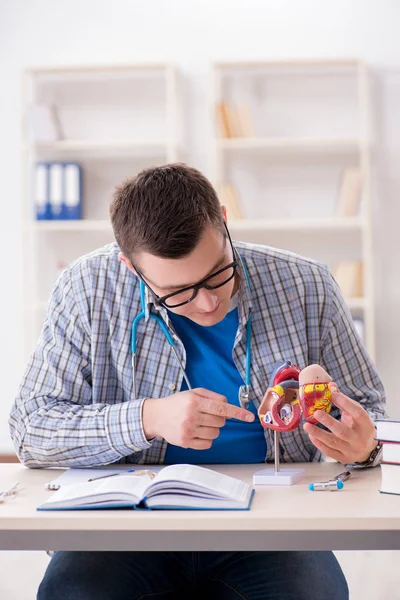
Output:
[9, 269, 152, 468]
[320, 269, 388, 424]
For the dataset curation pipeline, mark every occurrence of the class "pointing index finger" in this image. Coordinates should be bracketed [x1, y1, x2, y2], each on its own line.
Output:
[204, 399, 255, 422]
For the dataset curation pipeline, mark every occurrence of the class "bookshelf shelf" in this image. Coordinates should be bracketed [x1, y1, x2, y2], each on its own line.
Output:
[213, 58, 376, 358]
[29, 62, 170, 75]
[28, 140, 178, 159]
[213, 58, 363, 70]
[217, 137, 363, 152]
[26, 220, 113, 232]
[346, 297, 368, 310]
[23, 63, 182, 355]
[229, 217, 365, 233]
[28, 217, 365, 234]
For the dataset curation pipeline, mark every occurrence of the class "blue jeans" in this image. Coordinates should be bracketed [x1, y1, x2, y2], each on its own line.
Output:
[37, 550, 349, 599]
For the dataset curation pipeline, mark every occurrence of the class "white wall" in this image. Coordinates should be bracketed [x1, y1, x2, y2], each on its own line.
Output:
[1, 0, 400, 452]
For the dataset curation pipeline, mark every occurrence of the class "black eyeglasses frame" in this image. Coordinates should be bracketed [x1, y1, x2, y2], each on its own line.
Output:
[131, 224, 237, 309]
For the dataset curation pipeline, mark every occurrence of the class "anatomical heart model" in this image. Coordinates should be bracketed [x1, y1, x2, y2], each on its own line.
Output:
[258, 361, 335, 432]
[299, 364, 334, 424]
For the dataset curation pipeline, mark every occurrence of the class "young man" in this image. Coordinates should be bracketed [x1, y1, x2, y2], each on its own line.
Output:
[10, 164, 386, 599]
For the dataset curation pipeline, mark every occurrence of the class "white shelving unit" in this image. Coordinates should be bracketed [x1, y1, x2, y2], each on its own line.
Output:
[217, 137, 362, 151]
[22, 63, 182, 356]
[212, 59, 375, 359]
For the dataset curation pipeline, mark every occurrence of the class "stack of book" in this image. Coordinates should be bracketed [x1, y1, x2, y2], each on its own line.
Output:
[375, 420, 400, 496]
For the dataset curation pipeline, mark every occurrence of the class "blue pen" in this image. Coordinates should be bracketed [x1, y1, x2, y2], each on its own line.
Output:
[309, 480, 344, 491]
[88, 469, 136, 482]
[309, 470, 351, 491]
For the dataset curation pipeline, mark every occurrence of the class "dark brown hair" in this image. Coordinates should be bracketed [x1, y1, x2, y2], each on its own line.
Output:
[109, 163, 224, 259]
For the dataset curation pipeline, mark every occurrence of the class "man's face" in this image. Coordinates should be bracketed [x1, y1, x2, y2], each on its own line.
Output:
[123, 225, 238, 326]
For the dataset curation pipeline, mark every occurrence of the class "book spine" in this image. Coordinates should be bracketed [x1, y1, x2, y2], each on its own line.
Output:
[216, 103, 229, 138]
[218, 183, 244, 220]
[35, 162, 52, 220]
[49, 162, 63, 220]
[134, 498, 152, 510]
[63, 163, 82, 220]
[335, 167, 362, 217]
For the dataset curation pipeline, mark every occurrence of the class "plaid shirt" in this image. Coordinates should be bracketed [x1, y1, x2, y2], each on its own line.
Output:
[10, 241, 387, 468]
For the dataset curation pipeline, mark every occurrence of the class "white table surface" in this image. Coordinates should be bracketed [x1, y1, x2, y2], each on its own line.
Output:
[0, 462, 398, 551]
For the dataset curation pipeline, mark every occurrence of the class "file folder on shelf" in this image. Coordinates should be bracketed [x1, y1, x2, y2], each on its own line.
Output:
[34, 162, 83, 220]
[63, 163, 82, 220]
[49, 163, 63, 219]
[35, 163, 52, 220]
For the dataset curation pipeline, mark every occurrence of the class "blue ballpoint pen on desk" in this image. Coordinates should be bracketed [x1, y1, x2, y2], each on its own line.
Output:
[309, 470, 351, 491]
[88, 469, 137, 482]
[88, 469, 157, 482]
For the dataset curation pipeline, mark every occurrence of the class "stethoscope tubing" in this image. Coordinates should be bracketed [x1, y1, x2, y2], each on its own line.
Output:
[131, 252, 252, 405]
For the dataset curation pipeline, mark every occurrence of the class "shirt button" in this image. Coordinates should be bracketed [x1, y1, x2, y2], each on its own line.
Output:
[168, 383, 176, 391]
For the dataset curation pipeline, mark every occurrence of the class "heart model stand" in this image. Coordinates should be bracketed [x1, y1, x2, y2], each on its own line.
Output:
[252, 429, 305, 485]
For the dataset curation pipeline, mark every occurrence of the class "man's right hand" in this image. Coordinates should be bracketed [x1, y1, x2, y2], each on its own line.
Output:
[142, 388, 255, 450]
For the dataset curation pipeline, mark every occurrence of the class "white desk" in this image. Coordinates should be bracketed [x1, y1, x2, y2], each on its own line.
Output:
[0, 462, 398, 551]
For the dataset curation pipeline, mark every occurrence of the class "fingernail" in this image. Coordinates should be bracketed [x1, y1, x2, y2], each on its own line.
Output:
[246, 413, 255, 422]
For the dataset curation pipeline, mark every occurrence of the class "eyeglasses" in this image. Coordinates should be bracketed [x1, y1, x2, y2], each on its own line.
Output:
[131, 225, 238, 309]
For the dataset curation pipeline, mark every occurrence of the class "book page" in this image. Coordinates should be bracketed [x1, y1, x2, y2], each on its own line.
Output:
[147, 464, 249, 503]
[44, 466, 157, 489]
[98, 475, 150, 499]
[41, 474, 150, 506]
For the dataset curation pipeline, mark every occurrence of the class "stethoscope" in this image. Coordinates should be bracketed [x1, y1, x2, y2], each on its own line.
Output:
[130, 254, 253, 409]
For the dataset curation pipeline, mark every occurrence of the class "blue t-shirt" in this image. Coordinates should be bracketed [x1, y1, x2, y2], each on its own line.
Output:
[164, 303, 266, 464]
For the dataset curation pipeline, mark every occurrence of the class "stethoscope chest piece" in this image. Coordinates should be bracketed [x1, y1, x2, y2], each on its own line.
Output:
[238, 384, 250, 409]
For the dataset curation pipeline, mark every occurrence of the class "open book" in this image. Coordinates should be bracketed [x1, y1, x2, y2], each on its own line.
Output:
[37, 464, 254, 511]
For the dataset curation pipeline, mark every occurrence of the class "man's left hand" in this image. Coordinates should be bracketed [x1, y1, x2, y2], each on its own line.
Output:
[303, 390, 377, 464]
